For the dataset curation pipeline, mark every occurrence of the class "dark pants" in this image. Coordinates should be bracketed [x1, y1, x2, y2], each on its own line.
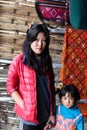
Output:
[19, 121, 47, 130]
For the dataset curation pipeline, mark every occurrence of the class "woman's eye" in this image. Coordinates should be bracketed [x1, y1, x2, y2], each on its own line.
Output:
[43, 40, 46, 42]
[42, 38, 46, 41]
[35, 39, 46, 43]
[35, 39, 39, 42]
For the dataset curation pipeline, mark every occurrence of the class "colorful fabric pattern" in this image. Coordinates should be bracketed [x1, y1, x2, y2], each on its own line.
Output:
[60, 27, 87, 116]
[35, 0, 69, 28]
[37, 3, 66, 22]
[54, 105, 83, 130]
[55, 115, 76, 130]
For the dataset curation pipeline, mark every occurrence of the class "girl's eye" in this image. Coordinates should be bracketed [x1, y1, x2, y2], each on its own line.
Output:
[63, 97, 67, 100]
[70, 97, 74, 100]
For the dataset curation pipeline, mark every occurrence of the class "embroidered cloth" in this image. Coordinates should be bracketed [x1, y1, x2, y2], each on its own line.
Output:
[60, 27, 87, 116]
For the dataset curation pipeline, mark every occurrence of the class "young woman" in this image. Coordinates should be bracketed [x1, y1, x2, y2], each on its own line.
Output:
[44, 84, 84, 130]
[7, 24, 56, 130]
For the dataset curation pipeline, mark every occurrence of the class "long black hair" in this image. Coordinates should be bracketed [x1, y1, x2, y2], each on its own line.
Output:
[22, 24, 52, 74]
[59, 84, 80, 104]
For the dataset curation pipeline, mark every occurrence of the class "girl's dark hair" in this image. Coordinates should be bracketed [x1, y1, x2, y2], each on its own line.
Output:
[59, 84, 80, 102]
[22, 24, 52, 74]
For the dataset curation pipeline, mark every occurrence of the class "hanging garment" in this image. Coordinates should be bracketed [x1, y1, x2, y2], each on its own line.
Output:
[69, 0, 87, 30]
[35, 0, 70, 29]
[60, 27, 87, 117]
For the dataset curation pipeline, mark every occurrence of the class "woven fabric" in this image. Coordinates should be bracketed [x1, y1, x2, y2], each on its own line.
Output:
[35, 0, 69, 28]
[36, 3, 66, 22]
[60, 27, 87, 116]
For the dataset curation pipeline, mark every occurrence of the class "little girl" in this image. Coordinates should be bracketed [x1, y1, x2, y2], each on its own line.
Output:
[44, 84, 84, 130]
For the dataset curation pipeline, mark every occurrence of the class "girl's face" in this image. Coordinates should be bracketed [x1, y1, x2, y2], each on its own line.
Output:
[30, 32, 46, 57]
[61, 92, 75, 108]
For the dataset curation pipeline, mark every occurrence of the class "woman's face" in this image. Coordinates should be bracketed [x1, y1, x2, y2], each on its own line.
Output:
[61, 92, 75, 108]
[30, 32, 46, 57]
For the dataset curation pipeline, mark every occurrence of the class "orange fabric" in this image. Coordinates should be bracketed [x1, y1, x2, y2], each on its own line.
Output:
[60, 27, 87, 116]
[78, 103, 87, 117]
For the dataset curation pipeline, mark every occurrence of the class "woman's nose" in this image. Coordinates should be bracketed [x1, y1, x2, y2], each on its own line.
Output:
[38, 40, 42, 46]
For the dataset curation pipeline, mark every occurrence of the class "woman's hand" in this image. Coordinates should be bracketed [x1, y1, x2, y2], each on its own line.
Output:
[12, 91, 24, 109]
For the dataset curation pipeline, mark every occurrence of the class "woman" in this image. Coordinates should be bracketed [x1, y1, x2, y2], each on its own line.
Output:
[7, 24, 56, 130]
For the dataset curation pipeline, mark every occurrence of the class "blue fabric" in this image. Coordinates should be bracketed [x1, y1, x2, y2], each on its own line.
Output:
[70, 0, 87, 29]
[56, 104, 84, 130]
[19, 118, 37, 126]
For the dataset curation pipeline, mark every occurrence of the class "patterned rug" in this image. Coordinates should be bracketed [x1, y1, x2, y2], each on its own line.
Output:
[60, 27, 87, 116]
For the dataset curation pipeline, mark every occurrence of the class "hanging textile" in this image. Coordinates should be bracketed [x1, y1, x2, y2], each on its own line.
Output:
[35, 0, 70, 29]
[60, 27, 87, 117]
[69, 0, 87, 30]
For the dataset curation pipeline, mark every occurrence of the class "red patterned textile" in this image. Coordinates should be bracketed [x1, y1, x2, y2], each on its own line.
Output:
[36, 3, 66, 21]
[35, 0, 69, 28]
[60, 27, 87, 116]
